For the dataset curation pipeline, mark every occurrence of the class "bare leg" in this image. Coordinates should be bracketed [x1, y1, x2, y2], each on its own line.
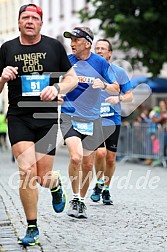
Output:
[94, 147, 106, 181]
[36, 153, 55, 188]
[12, 141, 38, 220]
[104, 150, 116, 187]
[80, 151, 95, 198]
[65, 137, 83, 195]
[13, 142, 56, 220]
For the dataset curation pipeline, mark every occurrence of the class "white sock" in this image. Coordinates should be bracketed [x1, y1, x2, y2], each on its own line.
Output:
[80, 197, 85, 203]
[73, 193, 79, 199]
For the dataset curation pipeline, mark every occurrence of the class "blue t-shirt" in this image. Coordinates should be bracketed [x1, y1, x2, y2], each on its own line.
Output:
[61, 52, 116, 120]
[101, 64, 132, 126]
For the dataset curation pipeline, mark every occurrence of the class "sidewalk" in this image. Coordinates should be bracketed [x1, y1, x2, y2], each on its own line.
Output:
[0, 148, 167, 252]
[0, 195, 24, 252]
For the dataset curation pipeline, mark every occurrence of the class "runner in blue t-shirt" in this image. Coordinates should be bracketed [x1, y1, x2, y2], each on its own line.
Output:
[61, 27, 120, 218]
[90, 39, 133, 205]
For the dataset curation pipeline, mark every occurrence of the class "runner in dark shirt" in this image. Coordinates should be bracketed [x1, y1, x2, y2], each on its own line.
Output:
[0, 3, 77, 246]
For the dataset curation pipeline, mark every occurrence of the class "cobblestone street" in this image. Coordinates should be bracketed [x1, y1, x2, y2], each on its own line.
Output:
[0, 147, 167, 252]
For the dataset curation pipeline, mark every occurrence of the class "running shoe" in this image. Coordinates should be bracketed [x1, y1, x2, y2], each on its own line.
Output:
[18, 225, 39, 246]
[102, 190, 113, 205]
[67, 198, 79, 218]
[90, 183, 103, 202]
[51, 177, 67, 213]
[78, 201, 88, 219]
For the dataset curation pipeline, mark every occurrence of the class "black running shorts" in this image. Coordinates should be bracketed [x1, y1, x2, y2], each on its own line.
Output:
[99, 125, 121, 152]
[8, 115, 58, 155]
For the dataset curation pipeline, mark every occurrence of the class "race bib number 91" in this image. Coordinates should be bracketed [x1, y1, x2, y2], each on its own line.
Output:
[21, 75, 50, 96]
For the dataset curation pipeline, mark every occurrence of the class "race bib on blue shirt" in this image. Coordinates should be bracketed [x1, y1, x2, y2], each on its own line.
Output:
[21, 75, 50, 96]
[100, 102, 114, 117]
[71, 120, 93, 135]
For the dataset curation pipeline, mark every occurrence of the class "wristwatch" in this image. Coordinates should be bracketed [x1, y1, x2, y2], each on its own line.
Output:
[54, 83, 60, 94]
[119, 95, 123, 102]
[102, 82, 107, 90]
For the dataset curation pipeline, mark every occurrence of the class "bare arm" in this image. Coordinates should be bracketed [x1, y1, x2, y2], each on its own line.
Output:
[152, 113, 167, 123]
[0, 78, 6, 93]
[58, 67, 78, 94]
[0, 66, 18, 93]
[40, 67, 78, 101]
[152, 116, 162, 123]
[105, 90, 133, 104]
[92, 78, 120, 95]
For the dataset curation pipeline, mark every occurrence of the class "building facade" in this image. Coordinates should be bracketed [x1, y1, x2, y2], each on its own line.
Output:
[0, 0, 101, 50]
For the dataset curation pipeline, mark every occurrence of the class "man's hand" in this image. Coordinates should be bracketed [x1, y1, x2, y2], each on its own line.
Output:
[1, 66, 18, 82]
[92, 78, 120, 94]
[57, 94, 66, 104]
[92, 78, 105, 89]
[105, 96, 120, 104]
[40, 86, 58, 101]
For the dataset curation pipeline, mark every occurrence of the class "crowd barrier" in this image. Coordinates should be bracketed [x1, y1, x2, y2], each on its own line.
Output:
[117, 123, 167, 167]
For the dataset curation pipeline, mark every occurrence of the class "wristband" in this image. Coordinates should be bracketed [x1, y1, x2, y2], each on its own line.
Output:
[54, 83, 60, 94]
[102, 82, 107, 90]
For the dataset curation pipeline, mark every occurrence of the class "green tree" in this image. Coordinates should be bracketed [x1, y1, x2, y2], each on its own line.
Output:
[80, 0, 167, 76]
